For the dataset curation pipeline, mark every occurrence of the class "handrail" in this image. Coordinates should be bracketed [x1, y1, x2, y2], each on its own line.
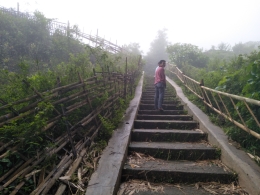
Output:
[168, 64, 260, 140]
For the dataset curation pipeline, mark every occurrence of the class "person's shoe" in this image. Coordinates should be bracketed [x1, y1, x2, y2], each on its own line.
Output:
[158, 108, 164, 112]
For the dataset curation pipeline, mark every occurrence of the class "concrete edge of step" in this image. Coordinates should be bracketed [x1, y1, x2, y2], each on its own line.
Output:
[85, 73, 144, 195]
[167, 76, 260, 195]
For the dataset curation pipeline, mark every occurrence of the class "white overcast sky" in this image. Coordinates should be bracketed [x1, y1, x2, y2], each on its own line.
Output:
[1, 0, 260, 54]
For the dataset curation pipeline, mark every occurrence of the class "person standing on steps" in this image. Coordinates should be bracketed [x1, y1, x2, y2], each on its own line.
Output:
[154, 60, 166, 111]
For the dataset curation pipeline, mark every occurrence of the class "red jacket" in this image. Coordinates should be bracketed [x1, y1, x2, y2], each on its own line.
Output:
[154, 67, 166, 84]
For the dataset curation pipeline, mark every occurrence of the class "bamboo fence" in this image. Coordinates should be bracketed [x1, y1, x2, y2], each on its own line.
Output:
[0, 64, 141, 194]
[168, 65, 260, 140]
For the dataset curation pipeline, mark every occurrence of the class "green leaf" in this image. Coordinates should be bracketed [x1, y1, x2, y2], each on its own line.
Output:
[0, 158, 11, 163]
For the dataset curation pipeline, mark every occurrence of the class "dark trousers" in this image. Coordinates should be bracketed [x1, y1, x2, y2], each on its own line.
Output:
[154, 82, 165, 109]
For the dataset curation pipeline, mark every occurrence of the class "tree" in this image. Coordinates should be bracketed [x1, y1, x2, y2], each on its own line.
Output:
[232, 42, 259, 55]
[210, 45, 216, 51]
[144, 29, 169, 75]
[122, 43, 142, 56]
[167, 43, 208, 68]
[217, 42, 231, 51]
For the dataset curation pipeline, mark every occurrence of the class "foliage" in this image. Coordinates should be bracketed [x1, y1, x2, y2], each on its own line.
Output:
[0, 101, 54, 151]
[167, 43, 208, 68]
[0, 9, 85, 73]
[215, 49, 260, 98]
[168, 45, 260, 159]
[232, 41, 260, 55]
[98, 97, 131, 142]
[204, 49, 235, 63]
[122, 42, 143, 56]
[217, 42, 231, 51]
[0, 7, 144, 194]
[169, 71, 260, 159]
[144, 29, 169, 75]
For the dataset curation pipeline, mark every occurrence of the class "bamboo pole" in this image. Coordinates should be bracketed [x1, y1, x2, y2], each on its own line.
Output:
[31, 155, 72, 195]
[61, 105, 77, 158]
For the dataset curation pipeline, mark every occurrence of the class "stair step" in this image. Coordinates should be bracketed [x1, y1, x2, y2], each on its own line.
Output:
[122, 159, 236, 183]
[138, 110, 186, 115]
[139, 104, 183, 110]
[136, 114, 193, 120]
[142, 91, 173, 94]
[118, 183, 225, 195]
[142, 94, 175, 98]
[134, 120, 199, 129]
[132, 129, 207, 142]
[141, 98, 176, 101]
[141, 100, 180, 104]
[129, 142, 219, 160]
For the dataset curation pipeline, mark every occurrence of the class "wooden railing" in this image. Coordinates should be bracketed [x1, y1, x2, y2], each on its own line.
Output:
[168, 65, 260, 140]
[0, 65, 141, 194]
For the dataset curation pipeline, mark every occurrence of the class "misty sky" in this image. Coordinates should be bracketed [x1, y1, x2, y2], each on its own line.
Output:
[1, 0, 260, 54]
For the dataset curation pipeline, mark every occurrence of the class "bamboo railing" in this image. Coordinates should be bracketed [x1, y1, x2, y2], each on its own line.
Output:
[168, 65, 260, 140]
[0, 64, 141, 194]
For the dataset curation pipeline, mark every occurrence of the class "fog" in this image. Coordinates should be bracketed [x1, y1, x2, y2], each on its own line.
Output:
[1, 0, 260, 54]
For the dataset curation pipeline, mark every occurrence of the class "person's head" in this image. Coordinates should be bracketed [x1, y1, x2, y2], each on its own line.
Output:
[158, 60, 166, 67]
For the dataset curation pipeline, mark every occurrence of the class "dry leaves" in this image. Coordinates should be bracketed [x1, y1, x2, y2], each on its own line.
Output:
[195, 182, 249, 195]
[117, 180, 164, 195]
[126, 152, 158, 168]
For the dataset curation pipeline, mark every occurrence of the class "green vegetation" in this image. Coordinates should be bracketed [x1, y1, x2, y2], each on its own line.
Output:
[0, 8, 144, 193]
[167, 41, 260, 95]
[167, 70, 260, 164]
[144, 29, 169, 76]
[0, 10, 85, 72]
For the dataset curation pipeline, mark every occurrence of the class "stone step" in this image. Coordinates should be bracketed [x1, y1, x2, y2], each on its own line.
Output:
[134, 120, 199, 129]
[139, 104, 183, 110]
[122, 159, 236, 184]
[118, 183, 226, 195]
[140, 97, 177, 101]
[142, 94, 174, 97]
[136, 114, 193, 121]
[143, 88, 172, 91]
[128, 142, 218, 160]
[138, 110, 187, 115]
[142, 91, 173, 94]
[132, 129, 206, 142]
[141, 99, 180, 104]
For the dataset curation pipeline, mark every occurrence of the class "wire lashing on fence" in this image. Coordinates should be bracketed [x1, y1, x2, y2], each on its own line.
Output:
[168, 65, 260, 140]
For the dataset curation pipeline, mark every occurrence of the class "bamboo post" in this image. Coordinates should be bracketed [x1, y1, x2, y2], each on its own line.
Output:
[61, 106, 77, 159]
[200, 79, 210, 113]
[78, 72, 99, 127]
[102, 67, 107, 88]
[93, 68, 97, 80]
[138, 55, 142, 67]
[124, 57, 127, 100]
[130, 73, 132, 96]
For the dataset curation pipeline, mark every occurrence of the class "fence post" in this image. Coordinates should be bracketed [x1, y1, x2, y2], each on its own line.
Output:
[200, 79, 210, 113]
[124, 57, 127, 100]
[138, 55, 142, 67]
[61, 105, 77, 159]
[181, 71, 185, 85]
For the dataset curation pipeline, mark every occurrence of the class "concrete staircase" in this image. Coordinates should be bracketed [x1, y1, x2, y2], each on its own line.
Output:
[120, 77, 237, 194]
